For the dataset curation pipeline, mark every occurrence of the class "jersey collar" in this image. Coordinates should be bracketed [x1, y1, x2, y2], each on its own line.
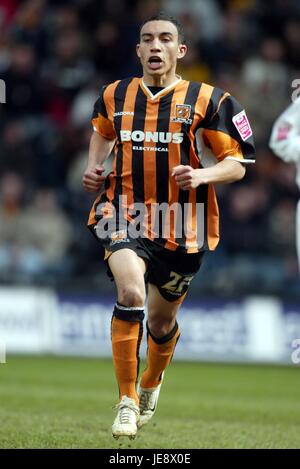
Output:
[140, 76, 182, 101]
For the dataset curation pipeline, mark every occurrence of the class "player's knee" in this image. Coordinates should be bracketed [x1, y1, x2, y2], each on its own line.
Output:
[118, 285, 145, 307]
[147, 316, 176, 339]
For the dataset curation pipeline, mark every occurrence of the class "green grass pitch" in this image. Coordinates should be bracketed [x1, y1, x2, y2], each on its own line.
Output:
[0, 356, 299, 449]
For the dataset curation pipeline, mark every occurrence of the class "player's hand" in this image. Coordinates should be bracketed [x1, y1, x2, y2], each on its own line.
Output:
[82, 165, 106, 192]
[172, 165, 207, 190]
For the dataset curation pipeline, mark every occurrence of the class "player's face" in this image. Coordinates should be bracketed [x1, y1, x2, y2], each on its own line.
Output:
[137, 21, 187, 81]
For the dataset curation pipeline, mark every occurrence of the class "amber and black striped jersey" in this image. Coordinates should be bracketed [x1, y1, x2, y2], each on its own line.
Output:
[88, 76, 255, 253]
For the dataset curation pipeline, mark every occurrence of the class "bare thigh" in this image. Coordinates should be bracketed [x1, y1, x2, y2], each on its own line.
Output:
[108, 248, 148, 307]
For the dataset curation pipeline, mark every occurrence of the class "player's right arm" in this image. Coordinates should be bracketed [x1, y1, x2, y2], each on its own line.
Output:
[269, 97, 300, 163]
[82, 132, 115, 192]
[82, 85, 117, 193]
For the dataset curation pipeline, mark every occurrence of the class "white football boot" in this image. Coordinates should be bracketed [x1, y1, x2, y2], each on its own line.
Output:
[137, 372, 164, 428]
[112, 395, 140, 440]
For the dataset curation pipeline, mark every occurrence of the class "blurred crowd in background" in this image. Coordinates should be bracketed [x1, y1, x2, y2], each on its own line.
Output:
[0, 0, 300, 297]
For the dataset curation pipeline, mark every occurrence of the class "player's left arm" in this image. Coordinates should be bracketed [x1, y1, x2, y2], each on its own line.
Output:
[172, 159, 245, 190]
[173, 93, 255, 190]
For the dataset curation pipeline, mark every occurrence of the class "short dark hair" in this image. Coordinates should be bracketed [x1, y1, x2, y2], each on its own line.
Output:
[140, 12, 185, 44]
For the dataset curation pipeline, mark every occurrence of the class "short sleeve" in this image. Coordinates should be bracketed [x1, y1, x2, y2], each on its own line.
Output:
[269, 97, 300, 163]
[91, 86, 116, 140]
[202, 93, 255, 164]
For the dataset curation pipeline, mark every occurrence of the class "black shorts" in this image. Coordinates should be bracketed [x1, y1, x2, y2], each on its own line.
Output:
[100, 234, 204, 303]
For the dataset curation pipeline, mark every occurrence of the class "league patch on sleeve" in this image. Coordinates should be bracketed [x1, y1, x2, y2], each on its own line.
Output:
[276, 122, 292, 141]
[232, 110, 253, 141]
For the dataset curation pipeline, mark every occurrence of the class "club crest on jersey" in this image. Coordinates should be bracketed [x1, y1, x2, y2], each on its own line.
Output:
[171, 104, 192, 125]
